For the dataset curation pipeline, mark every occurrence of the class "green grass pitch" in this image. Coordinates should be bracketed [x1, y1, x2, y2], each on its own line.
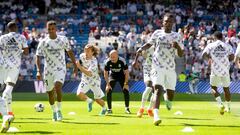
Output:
[2, 93, 240, 135]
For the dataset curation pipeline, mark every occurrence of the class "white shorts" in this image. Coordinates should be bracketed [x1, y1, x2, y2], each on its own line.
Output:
[44, 71, 65, 92]
[4, 68, 19, 84]
[210, 75, 230, 87]
[143, 66, 151, 82]
[77, 81, 104, 99]
[152, 69, 177, 90]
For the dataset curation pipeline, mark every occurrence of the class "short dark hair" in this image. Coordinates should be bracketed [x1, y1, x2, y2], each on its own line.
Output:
[164, 13, 175, 19]
[47, 20, 56, 26]
[213, 31, 223, 40]
[7, 21, 17, 30]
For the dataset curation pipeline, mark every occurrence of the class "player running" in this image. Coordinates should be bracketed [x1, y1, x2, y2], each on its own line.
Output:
[133, 46, 155, 118]
[36, 20, 78, 121]
[0, 21, 28, 116]
[136, 13, 184, 125]
[76, 44, 107, 116]
[203, 31, 234, 115]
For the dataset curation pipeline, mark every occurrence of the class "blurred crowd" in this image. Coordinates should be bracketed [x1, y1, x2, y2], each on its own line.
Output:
[0, 0, 240, 81]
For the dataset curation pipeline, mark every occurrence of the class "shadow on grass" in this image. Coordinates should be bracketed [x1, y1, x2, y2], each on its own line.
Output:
[14, 121, 48, 124]
[18, 117, 72, 120]
[62, 121, 120, 125]
[15, 131, 61, 134]
[182, 123, 240, 128]
[164, 117, 214, 121]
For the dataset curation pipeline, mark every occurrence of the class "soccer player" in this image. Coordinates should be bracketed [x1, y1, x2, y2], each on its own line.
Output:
[36, 20, 78, 121]
[202, 31, 234, 115]
[0, 21, 29, 116]
[0, 97, 14, 133]
[76, 44, 107, 115]
[104, 50, 130, 114]
[133, 46, 155, 118]
[136, 13, 184, 125]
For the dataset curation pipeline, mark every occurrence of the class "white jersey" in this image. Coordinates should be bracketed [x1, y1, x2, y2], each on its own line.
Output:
[36, 35, 71, 75]
[79, 53, 100, 85]
[203, 40, 233, 76]
[0, 32, 27, 69]
[148, 29, 183, 70]
[143, 46, 154, 71]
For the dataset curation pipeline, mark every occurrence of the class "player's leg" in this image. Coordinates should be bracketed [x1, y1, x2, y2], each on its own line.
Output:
[54, 81, 63, 121]
[106, 80, 116, 114]
[45, 76, 57, 121]
[120, 79, 130, 114]
[147, 90, 155, 117]
[153, 84, 164, 126]
[2, 68, 19, 116]
[92, 84, 107, 115]
[137, 80, 153, 117]
[222, 76, 231, 113]
[164, 71, 177, 110]
[0, 98, 14, 133]
[210, 75, 224, 115]
[77, 82, 93, 112]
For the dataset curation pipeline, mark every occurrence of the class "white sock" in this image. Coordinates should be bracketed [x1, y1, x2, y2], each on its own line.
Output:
[153, 109, 159, 119]
[86, 97, 93, 103]
[163, 92, 168, 101]
[215, 96, 223, 107]
[51, 104, 56, 112]
[148, 94, 155, 110]
[102, 105, 106, 110]
[2, 85, 13, 112]
[57, 102, 62, 111]
[141, 87, 152, 108]
[226, 101, 231, 109]
[0, 98, 7, 115]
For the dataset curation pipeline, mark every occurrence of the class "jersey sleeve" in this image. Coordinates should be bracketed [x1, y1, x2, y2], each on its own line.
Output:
[235, 45, 240, 57]
[147, 30, 158, 45]
[36, 40, 44, 56]
[176, 33, 184, 50]
[119, 57, 128, 70]
[227, 44, 234, 55]
[62, 36, 71, 51]
[104, 59, 110, 71]
[21, 35, 28, 48]
[202, 44, 211, 56]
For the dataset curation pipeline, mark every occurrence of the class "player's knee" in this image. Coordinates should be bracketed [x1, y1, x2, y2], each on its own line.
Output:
[145, 81, 152, 87]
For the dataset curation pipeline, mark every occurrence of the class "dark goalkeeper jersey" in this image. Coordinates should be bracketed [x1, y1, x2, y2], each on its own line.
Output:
[104, 57, 128, 80]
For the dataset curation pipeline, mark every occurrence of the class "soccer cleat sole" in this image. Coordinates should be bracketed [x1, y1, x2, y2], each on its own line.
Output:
[154, 119, 162, 126]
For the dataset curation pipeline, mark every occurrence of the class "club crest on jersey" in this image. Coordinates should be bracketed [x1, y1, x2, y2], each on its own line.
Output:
[110, 65, 112, 67]
[119, 64, 121, 67]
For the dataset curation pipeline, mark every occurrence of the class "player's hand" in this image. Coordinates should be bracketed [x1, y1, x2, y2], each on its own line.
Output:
[36, 71, 42, 81]
[76, 60, 82, 69]
[172, 41, 179, 49]
[123, 84, 129, 90]
[105, 83, 112, 93]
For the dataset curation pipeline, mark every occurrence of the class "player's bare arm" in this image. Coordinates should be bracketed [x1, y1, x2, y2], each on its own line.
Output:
[172, 42, 184, 57]
[104, 69, 111, 92]
[67, 50, 78, 77]
[137, 43, 152, 54]
[35, 55, 42, 80]
[123, 69, 129, 90]
[228, 54, 234, 61]
[76, 60, 92, 77]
